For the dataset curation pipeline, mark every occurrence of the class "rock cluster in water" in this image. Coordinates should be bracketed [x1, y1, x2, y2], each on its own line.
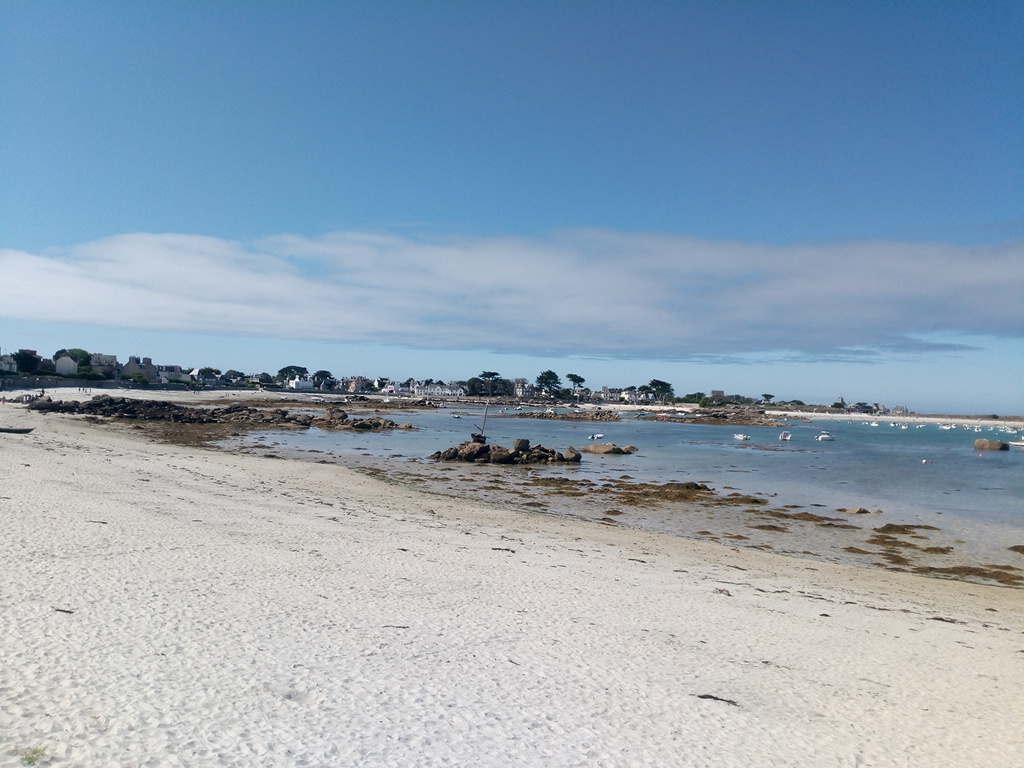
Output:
[431, 437, 581, 464]
[511, 410, 621, 422]
[578, 442, 638, 455]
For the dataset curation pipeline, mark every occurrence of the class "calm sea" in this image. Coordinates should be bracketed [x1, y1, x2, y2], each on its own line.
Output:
[236, 406, 1024, 564]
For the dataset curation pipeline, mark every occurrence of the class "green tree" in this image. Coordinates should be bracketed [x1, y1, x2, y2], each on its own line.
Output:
[277, 365, 308, 382]
[53, 348, 91, 365]
[199, 367, 222, 378]
[535, 370, 562, 397]
[648, 379, 675, 402]
[313, 370, 334, 387]
[477, 371, 501, 397]
[761, 394, 775, 403]
[13, 350, 40, 374]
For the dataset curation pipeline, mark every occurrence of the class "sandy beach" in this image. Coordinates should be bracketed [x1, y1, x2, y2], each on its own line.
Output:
[2, 395, 1023, 767]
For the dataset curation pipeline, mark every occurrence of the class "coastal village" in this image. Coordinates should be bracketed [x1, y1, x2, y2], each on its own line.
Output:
[0, 345, 911, 416]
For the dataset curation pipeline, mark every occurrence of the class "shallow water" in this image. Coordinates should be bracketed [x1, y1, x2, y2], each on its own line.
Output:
[232, 407, 1024, 571]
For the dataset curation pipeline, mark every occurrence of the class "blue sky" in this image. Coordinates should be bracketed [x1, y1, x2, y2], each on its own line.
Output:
[2, 2, 1022, 413]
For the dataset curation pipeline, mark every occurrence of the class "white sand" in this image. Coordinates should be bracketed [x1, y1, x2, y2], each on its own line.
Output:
[1, 402, 1023, 767]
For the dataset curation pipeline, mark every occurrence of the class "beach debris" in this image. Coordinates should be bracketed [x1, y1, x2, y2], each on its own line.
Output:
[694, 694, 740, 707]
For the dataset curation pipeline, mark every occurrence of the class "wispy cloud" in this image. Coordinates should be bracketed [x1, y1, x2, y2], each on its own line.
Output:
[4, 230, 1022, 360]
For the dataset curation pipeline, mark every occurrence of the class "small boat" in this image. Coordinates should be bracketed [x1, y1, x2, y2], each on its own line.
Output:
[815, 431, 835, 441]
[778, 431, 792, 441]
[0, 426, 33, 434]
[588, 433, 604, 439]
[734, 433, 751, 440]
[452, 414, 462, 419]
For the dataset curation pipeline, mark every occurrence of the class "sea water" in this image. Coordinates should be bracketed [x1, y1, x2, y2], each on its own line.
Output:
[238, 407, 1024, 563]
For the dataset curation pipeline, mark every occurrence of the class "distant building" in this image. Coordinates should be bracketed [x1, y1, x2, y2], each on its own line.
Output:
[156, 365, 187, 384]
[54, 355, 79, 376]
[122, 356, 158, 381]
[413, 381, 467, 398]
[286, 375, 315, 390]
[90, 353, 119, 377]
[0, 354, 16, 373]
[342, 377, 368, 393]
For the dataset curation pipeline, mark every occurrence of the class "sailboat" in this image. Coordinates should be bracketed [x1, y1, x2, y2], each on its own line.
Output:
[471, 403, 489, 444]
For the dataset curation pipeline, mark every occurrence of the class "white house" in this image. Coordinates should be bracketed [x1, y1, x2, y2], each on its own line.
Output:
[286, 375, 315, 390]
[54, 355, 79, 376]
[412, 382, 467, 398]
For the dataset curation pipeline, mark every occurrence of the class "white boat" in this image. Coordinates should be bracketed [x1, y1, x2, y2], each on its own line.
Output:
[779, 431, 792, 441]
[734, 433, 751, 440]
[587, 433, 604, 439]
[815, 431, 835, 441]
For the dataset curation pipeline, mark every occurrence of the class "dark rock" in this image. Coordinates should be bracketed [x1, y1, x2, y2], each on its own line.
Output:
[974, 438, 1009, 451]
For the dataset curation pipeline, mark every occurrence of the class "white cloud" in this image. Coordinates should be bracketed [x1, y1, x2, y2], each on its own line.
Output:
[4, 230, 1022, 360]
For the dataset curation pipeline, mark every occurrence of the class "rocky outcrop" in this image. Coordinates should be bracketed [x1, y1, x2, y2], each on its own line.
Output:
[578, 443, 638, 455]
[974, 438, 1009, 451]
[28, 396, 411, 431]
[642, 406, 786, 428]
[430, 438, 582, 464]
[511, 410, 621, 422]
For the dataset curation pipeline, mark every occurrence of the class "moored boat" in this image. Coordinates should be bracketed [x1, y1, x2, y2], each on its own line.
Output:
[815, 431, 835, 441]
[779, 431, 792, 441]
[734, 433, 751, 440]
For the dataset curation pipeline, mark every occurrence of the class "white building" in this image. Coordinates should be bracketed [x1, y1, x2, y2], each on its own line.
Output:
[286, 375, 315, 390]
[54, 355, 79, 376]
[412, 382, 467, 398]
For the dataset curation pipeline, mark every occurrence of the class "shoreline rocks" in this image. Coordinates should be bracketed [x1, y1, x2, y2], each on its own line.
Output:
[28, 395, 412, 432]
